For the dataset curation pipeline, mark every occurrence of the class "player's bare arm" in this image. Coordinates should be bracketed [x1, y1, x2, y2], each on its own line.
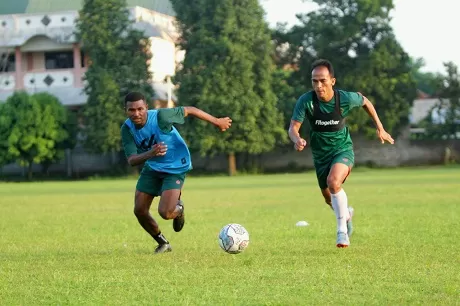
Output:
[361, 94, 395, 145]
[288, 120, 307, 151]
[183, 106, 232, 131]
[127, 142, 168, 167]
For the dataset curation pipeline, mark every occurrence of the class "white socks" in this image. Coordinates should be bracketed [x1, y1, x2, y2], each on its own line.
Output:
[331, 189, 350, 233]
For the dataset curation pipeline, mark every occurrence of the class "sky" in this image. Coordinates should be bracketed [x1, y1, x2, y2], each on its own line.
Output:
[260, 0, 459, 74]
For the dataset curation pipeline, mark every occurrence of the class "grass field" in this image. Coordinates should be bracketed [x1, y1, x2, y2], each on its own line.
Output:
[0, 166, 459, 305]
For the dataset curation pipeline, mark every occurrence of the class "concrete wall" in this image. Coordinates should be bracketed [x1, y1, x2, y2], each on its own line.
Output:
[1, 138, 459, 178]
[190, 138, 459, 173]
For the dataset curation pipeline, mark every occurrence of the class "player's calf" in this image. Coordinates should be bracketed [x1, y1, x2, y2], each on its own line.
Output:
[321, 188, 332, 209]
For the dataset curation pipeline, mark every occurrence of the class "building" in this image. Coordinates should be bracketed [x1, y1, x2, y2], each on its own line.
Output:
[0, 0, 180, 109]
[410, 97, 460, 139]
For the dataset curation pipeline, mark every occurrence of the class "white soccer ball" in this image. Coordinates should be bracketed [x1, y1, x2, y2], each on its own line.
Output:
[218, 223, 250, 254]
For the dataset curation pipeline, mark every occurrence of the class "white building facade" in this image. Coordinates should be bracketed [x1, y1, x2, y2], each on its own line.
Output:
[0, 5, 180, 107]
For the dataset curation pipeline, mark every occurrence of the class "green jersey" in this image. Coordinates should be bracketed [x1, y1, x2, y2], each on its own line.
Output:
[291, 90, 363, 164]
[121, 107, 186, 158]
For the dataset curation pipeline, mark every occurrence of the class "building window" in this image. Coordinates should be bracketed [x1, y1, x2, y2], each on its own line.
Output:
[45, 51, 74, 69]
[0, 54, 15, 72]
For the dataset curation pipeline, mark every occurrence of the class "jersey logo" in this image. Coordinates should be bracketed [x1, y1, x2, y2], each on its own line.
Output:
[315, 119, 339, 126]
[139, 135, 157, 150]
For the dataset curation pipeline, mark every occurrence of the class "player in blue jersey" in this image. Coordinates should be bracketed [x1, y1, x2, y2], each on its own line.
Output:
[121, 92, 232, 254]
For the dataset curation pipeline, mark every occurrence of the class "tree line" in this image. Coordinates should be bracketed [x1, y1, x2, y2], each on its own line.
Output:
[0, 0, 458, 179]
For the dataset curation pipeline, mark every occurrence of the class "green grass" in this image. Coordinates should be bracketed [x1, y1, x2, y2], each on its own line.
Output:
[0, 166, 459, 305]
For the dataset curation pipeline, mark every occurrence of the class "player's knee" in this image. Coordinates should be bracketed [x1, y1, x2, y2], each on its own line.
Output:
[158, 206, 173, 220]
[133, 205, 148, 219]
[327, 177, 342, 194]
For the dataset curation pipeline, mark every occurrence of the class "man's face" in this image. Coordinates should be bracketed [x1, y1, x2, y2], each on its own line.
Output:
[311, 66, 336, 101]
[125, 100, 148, 126]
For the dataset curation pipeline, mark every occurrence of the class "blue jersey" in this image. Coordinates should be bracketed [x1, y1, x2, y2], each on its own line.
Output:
[124, 110, 192, 174]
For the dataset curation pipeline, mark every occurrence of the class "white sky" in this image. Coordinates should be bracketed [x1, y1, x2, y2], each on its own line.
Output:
[260, 0, 459, 74]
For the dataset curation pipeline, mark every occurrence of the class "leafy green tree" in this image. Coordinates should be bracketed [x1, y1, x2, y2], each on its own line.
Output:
[410, 57, 442, 97]
[1, 92, 68, 180]
[351, 36, 416, 136]
[171, 0, 286, 175]
[118, 28, 155, 101]
[81, 69, 125, 153]
[271, 69, 297, 131]
[0, 102, 14, 168]
[32, 92, 73, 175]
[76, 0, 154, 154]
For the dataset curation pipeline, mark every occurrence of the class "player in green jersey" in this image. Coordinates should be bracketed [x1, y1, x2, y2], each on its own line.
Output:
[288, 59, 394, 248]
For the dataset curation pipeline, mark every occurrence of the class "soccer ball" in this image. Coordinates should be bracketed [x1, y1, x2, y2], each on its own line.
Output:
[218, 223, 250, 254]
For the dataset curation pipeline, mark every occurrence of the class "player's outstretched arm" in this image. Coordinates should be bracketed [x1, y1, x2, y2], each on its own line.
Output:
[183, 106, 232, 131]
[288, 120, 307, 151]
[361, 94, 395, 144]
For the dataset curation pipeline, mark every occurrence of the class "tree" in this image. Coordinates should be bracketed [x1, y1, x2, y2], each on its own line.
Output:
[1, 92, 68, 180]
[76, 0, 154, 155]
[352, 35, 417, 136]
[409, 57, 442, 97]
[271, 68, 297, 131]
[171, 0, 287, 175]
[32, 92, 75, 175]
[424, 62, 460, 140]
[118, 30, 155, 101]
[0, 102, 14, 168]
[272, 0, 416, 137]
[81, 69, 125, 154]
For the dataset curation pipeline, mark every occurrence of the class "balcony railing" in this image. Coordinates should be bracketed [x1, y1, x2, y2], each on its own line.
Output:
[0, 12, 79, 47]
[0, 68, 87, 91]
[0, 73, 15, 90]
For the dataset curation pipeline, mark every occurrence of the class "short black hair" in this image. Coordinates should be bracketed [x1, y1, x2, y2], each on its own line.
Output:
[311, 59, 335, 78]
[124, 92, 146, 106]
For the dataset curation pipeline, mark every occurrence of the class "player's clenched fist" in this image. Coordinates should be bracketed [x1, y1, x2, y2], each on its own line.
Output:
[216, 117, 232, 132]
[294, 138, 307, 151]
[151, 142, 167, 157]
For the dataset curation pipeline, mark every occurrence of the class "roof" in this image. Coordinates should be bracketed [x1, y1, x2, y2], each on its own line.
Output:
[134, 21, 173, 41]
[0, 0, 175, 16]
[416, 89, 431, 99]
